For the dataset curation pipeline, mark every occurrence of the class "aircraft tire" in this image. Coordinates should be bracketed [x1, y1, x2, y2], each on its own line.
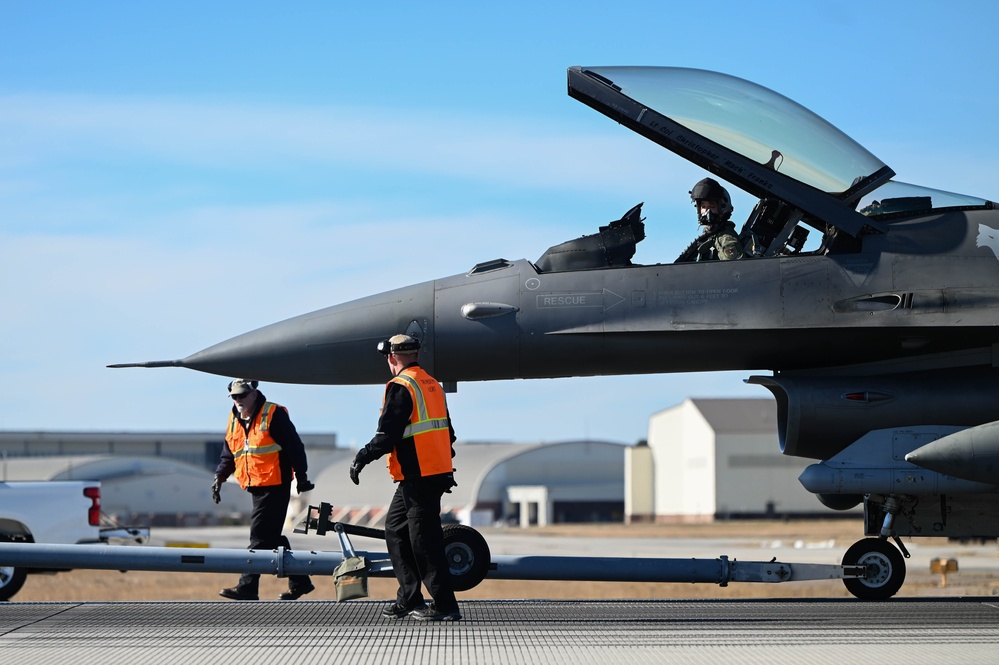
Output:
[842, 537, 906, 600]
[0, 564, 27, 601]
[442, 523, 491, 591]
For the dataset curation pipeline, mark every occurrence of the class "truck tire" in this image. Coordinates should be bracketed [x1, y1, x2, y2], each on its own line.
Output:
[0, 564, 27, 601]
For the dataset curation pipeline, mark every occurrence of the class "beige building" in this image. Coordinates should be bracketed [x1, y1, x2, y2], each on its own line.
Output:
[634, 398, 836, 522]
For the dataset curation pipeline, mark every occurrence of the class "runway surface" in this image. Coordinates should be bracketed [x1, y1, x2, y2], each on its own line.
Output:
[3, 598, 998, 664]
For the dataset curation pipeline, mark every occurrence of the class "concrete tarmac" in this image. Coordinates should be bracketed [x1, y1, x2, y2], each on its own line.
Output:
[2, 597, 998, 665]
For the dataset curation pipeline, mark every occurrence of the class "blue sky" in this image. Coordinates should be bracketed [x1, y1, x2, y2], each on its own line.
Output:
[2, 2, 998, 450]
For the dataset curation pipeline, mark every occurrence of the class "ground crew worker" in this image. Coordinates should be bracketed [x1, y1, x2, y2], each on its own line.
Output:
[675, 177, 745, 262]
[213, 379, 315, 601]
[349, 334, 461, 621]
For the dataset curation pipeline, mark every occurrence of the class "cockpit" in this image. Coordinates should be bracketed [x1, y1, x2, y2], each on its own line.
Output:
[534, 182, 996, 274]
[530, 67, 996, 274]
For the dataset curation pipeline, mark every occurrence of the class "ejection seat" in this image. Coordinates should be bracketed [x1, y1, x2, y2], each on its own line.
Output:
[535, 202, 646, 273]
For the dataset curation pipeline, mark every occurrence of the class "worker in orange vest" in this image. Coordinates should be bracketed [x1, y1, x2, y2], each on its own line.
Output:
[213, 379, 315, 601]
[350, 334, 460, 621]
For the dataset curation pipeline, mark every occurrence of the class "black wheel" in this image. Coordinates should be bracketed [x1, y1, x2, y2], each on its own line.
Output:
[0, 565, 27, 601]
[842, 537, 906, 600]
[442, 523, 490, 591]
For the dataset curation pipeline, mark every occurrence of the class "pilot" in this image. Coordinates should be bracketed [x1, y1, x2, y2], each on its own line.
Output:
[675, 177, 745, 262]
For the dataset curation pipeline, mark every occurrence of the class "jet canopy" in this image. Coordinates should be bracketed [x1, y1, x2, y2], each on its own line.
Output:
[569, 66, 896, 241]
[569, 66, 994, 252]
[580, 66, 886, 195]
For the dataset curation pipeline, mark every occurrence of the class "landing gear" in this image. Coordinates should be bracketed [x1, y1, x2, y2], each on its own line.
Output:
[841, 537, 906, 600]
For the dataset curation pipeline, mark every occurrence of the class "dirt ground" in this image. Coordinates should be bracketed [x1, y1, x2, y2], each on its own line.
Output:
[12, 520, 999, 602]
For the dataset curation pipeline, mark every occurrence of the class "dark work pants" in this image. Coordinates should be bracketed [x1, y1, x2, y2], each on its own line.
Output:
[236, 483, 311, 594]
[384, 476, 457, 612]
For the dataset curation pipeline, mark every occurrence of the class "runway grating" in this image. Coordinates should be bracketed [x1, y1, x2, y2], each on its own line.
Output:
[2, 599, 998, 664]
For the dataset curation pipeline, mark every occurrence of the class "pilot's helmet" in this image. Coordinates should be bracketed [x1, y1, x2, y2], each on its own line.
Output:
[689, 177, 734, 229]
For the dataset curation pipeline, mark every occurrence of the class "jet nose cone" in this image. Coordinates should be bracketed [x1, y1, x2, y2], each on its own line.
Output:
[177, 281, 435, 384]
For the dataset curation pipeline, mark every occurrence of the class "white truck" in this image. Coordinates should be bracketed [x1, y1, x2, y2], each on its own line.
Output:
[0, 481, 149, 600]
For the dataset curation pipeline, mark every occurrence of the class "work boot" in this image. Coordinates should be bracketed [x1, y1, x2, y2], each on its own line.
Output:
[218, 586, 258, 601]
[278, 582, 316, 600]
[381, 601, 426, 619]
[410, 604, 461, 622]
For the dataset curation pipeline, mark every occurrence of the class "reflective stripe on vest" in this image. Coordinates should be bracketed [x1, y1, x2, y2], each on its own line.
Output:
[226, 402, 284, 488]
[385, 367, 452, 480]
[393, 372, 451, 439]
[404, 418, 451, 438]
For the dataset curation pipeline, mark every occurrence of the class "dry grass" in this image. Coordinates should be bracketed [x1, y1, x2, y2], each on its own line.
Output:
[12, 520, 999, 602]
[509, 519, 866, 541]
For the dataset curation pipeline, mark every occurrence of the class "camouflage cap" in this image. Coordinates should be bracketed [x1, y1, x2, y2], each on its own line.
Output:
[227, 379, 259, 396]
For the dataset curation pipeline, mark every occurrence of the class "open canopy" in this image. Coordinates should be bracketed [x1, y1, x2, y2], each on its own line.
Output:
[570, 66, 995, 239]
[569, 66, 895, 239]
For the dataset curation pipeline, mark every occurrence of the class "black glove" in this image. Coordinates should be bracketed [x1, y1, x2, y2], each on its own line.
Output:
[296, 477, 315, 494]
[349, 450, 368, 485]
[211, 475, 223, 504]
[348, 448, 368, 485]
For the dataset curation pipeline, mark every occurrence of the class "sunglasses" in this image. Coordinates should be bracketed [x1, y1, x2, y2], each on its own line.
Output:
[231, 392, 253, 400]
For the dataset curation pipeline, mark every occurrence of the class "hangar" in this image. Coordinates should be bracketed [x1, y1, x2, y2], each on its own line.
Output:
[0, 454, 252, 524]
[0, 431, 345, 527]
[0, 432, 626, 528]
[0, 430, 338, 470]
[316, 440, 626, 527]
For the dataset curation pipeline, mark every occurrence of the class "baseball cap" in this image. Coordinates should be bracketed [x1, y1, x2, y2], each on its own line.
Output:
[227, 379, 259, 396]
[376, 334, 421, 355]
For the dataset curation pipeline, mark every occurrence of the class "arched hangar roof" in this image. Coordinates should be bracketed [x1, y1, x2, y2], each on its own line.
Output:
[320, 440, 626, 512]
[0, 454, 210, 482]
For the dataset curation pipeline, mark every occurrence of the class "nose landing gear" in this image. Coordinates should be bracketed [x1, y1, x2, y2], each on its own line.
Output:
[841, 537, 906, 600]
[842, 494, 911, 600]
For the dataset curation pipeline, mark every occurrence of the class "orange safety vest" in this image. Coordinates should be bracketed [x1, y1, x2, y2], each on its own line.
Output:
[225, 402, 285, 489]
[385, 366, 453, 481]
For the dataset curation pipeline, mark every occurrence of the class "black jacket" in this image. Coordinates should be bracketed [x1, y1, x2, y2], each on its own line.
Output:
[355, 362, 456, 472]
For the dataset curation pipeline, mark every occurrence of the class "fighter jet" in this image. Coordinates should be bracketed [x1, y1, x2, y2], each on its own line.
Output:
[112, 66, 999, 599]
